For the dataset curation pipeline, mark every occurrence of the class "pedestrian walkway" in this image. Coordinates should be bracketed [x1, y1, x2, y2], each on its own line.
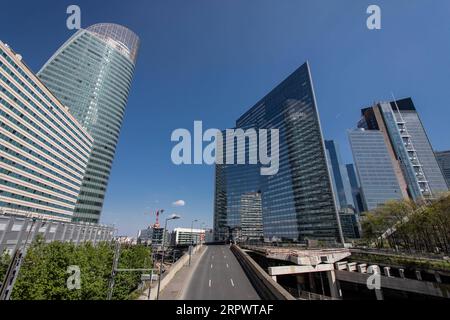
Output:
[138, 245, 207, 300]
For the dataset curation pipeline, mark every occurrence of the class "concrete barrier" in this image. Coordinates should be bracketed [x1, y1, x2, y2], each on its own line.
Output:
[147, 245, 203, 300]
[231, 245, 296, 300]
[335, 270, 450, 299]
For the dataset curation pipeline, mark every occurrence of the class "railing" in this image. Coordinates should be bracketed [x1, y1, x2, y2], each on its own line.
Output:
[284, 287, 340, 300]
[298, 291, 339, 301]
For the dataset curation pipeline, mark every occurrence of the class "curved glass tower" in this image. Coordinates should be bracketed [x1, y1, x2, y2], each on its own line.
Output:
[38, 23, 140, 223]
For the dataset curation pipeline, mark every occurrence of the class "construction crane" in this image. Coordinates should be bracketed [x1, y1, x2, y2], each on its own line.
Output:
[152, 209, 164, 229]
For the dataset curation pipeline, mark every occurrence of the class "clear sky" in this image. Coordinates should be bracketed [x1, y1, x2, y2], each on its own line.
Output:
[2, 0, 450, 236]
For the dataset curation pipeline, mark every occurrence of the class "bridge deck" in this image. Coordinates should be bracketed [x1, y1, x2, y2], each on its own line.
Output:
[182, 245, 261, 300]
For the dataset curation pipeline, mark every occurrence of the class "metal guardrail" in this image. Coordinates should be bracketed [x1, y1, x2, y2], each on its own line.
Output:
[0, 214, 114, 255]
[284, 287, 339, 300]
[298, 291, 339, 301]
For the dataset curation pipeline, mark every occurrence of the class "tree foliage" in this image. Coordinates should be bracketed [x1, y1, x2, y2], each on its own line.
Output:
[0, 250, 11, 286]
[361, 193, 450, 254]
[9, 238, 152, 300]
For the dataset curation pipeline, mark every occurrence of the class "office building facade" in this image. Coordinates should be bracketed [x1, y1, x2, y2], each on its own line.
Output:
[0, 41, 93, 222]
[239, 192, 264, 243]
[214, 62, 343, 244]
[339, 211, 361, 240]
[137, 227, 168, 246]
[390, 99, 447, 197]
[346, 164, 365, 213]
[172, 228, 205, 246]
[325, 140, 355, 211]
[324, 140, 360, 239]
[349, 98, 447, 211]
[348, 129, 404, 211]
[0, 214, 113, 255]
[38, 24, 140, 223]
[435, 151, 450, 189]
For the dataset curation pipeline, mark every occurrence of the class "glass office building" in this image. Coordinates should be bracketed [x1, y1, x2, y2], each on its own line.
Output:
[348, 129, 404, 211]
[38, 24, 140, 223]
[325, 140, 355, 211]
[346, 164, 364, 213]
[352, 98, 447, 211]
[390, 98, 448, 197]
[213, 161, 228, 241]
[435, 151, 450, 189]
[214, 62, 343, 244]
[239, 192, 264, 243]
[324, 140, 361, 239]
[0, 41, 93, 222]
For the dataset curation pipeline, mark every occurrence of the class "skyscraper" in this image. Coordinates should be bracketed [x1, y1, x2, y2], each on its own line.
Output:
[345, 163, 364, 213]
[324, 140, 361, 239]
[325, 140, 355, 211]
[0, 41, 93, 222]
[435, 151, 450, 189]
[349, 97, 447, 211]
[213, 161, 228, 241]
[391, 99, 447, 196]
[38, 24, 140, 223]
[239, 192, 264, 243]
[348, 129, 404, 211]
[214, 62, 343, 244]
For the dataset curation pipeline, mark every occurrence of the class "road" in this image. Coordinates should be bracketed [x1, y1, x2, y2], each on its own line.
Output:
[182, 245, 261, 300]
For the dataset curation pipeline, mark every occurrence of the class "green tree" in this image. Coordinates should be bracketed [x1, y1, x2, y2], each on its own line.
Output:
[112, 245, 152, 300]
[0, 250, 11, 285]
[361, 194, 450, 254]
[10, 239, 152, 300]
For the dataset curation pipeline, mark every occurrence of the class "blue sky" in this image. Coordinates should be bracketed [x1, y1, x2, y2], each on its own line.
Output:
[2, 1, 450, 236]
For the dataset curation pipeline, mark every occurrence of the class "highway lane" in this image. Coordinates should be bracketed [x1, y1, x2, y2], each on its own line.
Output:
[182, 245, 261, 300]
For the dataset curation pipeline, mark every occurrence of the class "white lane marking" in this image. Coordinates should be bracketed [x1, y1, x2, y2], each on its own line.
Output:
[212, 255, 214, 260]
[211, 264, 213, 269]
[230, 279, 235, 287]
[209, 279, 212, 287]
[224, 255, 227, 259]
[226, 264, 229, 269]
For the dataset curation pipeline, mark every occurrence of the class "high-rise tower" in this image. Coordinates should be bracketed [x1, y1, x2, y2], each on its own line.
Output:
[0, 41, 93, 222]
[348, 129, 404, 211]
[325, 140, 355, 211]
[214, 62, 343, 244]
[349, 98, 447, 211]
[38, 24, 140, 223]
[435, 151, 450, 189]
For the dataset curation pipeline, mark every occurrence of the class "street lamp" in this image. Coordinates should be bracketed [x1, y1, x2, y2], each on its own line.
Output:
[156, 214, 180, 300]
[200, 222, 207, 245]
[189, 219, 198, 266]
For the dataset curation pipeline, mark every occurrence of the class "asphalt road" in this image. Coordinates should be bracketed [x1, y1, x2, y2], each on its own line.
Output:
[182, 245, 261, 300]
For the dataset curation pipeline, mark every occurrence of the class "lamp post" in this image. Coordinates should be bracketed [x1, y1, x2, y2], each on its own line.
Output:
[201, 222, 206, 245]
[189, 219, 198, 266]
[156, 214, 180, 300]
[200, 222, 206, 245]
